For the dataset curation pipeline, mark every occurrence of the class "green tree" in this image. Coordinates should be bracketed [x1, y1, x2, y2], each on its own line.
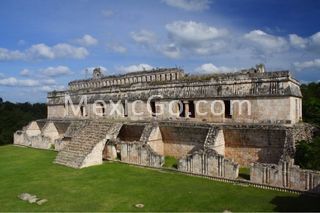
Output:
[301, 82, 320, 126]
[295, 137, 320, 170]
[0, 98, 46, 145]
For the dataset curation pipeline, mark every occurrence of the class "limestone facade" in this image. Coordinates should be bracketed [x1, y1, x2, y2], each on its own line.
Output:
[47, 66, 302, 125]
[13, 65, 320, 193]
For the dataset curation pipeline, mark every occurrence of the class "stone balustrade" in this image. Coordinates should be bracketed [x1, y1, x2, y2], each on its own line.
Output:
[68, 68, 185, 91]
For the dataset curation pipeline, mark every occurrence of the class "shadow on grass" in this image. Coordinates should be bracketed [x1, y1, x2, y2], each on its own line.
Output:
[271, 194, 320, 212]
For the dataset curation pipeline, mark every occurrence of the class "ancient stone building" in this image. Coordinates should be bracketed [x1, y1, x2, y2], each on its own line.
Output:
[14, 65, 320, 193]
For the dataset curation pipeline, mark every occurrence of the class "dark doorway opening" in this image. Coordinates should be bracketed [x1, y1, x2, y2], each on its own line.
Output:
[80, 106, 86, 117]
[150, 101, 156, 117]
[224, 100, 232, 118]
[189, 101, 195, 118]
[122, 101, 128, 117]
[179, 102, 185, 117]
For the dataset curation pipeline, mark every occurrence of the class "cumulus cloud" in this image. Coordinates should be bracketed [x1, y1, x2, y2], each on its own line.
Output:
[0, 43, 88, 61]
[161, 43, 181, 59]
[289, 32, 320, 53]
[42, 79, 57, 85]
[289, 34, 308, 49]
[163, 0, 211, 11]
[310, 32, 320, 46]
[41, 66, 72, 77]
[162, 21, 229, 57]
[107, 43, 127, 53]
[293, 58, 320, 71]
[131, 30, 157, 45]
[39, 85, 65, 92]
[0, 48, 25, 61]
[117, 64, 153, 73]
[195, 63, 237, 74]
[20, 69, 31, 76]
[75, 34, 98, 46]
[0, 74, 65, 93]
[166, 21, 227, 44]
[0, 77, 40, 87]
[244, 30, 288, 53]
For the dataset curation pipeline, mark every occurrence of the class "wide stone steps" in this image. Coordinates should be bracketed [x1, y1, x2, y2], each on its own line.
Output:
[54, 120, 119, 168]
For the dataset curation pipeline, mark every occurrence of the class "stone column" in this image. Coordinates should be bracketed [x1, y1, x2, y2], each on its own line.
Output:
[183, 101, 190, 118]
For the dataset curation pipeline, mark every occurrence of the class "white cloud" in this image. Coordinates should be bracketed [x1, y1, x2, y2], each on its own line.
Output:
[289, 32, 320, 53]
[166, 21, 227, 43]
[101, 9, 114, 17]
[0, 43, 88, 61]
[27, 43, 55, 59]
[50, 43, 88, 59]
[293, 59, 320, 71]
[40, 85, 65, 92]
[75, 34, 98, 46]
[195, 63, 237, 74]
[41, 66, 72, 77]
[193, 41, 229, 55]
[20, 69, 31, 76]
[117, 64, 153, 73]
[163, 0, 211, 11]
[0, 73, 5, 78]
[162, 21, 229, 57]
[244, 30, 288, 53]
[107, 43, 127, 53]
[310, 32, 320, 46]
[161, 43, 181, 59]
[42, 79, 56, 85]
[0, 77, 40, 87]
[0, 48, 25, 60]
[289, 34, 307, 49]
[131, 30, 157, 45]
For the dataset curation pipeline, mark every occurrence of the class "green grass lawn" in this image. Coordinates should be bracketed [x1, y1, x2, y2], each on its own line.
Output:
[0, 145, 319, 212]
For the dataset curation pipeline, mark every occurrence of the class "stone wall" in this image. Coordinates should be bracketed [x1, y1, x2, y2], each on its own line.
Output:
[178, 149, 239, 179]
[251, 160, 320, 193]
[14, 131, 53, 150]
[120, 142, 164, 167]
[118, 124, 145, 142]
[290, 123, 319, 143]
[159, 125, 208, 157]
[204, 127, 225, 155]
[14, 120, 72, 150]
[68, 68, 184, 90]
[224, 127, 287, 166]
[47, 68, 302, 125]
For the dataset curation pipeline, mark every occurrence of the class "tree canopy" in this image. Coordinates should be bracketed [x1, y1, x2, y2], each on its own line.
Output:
[0, 100, 46, 145]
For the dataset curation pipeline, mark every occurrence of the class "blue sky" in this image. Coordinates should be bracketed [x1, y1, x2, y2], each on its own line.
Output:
[0, 0, 320, 102]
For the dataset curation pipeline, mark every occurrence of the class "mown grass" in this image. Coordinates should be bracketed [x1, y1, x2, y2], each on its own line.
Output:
[0, 145, 319, 212]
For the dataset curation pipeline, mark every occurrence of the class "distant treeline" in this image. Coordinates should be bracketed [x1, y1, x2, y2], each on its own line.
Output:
[300, 82, 320, 126]
[295, 82, 320, 170]
[0, 98, 46, 145]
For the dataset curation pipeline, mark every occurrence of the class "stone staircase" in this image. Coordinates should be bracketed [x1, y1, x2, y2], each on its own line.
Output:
[54, 121, 122, 168]
[204, 126, 219, 148]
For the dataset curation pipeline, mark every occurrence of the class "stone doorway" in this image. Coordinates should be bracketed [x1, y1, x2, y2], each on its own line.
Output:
[102, 140, 117, 160]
